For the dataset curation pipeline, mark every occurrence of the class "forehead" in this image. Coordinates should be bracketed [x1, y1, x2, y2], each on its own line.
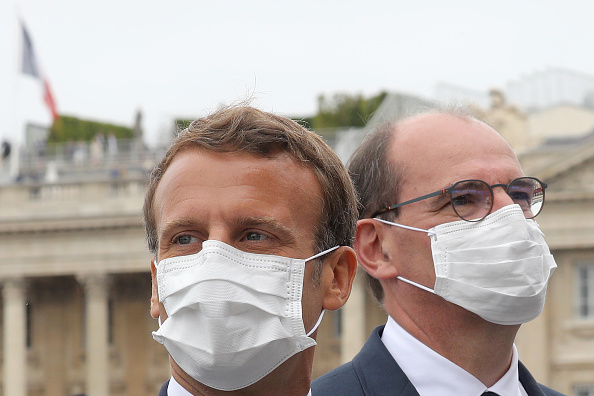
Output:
[391, 113, 523, 195]
[153, 148, 323, 240]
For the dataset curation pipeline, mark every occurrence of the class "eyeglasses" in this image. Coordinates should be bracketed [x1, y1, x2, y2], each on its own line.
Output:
[372, 177, 547, 222]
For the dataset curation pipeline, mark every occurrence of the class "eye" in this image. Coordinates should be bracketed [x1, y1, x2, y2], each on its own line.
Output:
[451, 193, 471, 206]
[244, 231, 268, 241]
[174, 234, 199, 245]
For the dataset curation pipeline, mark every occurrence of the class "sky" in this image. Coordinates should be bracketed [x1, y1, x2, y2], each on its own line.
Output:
[1, 0, 594, 147]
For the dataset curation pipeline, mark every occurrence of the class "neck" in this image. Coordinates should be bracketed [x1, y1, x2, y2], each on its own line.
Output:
[385, 293, 519, 387]
[170, 349, 314, 396]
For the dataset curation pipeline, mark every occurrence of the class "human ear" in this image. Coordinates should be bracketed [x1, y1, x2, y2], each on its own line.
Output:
[321, 246, 357, 311]
[150, 260, 161, 319]
[354, 219, 399, 280]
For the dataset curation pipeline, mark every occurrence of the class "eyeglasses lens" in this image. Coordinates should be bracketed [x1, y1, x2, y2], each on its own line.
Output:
[450, 178, 545, 221]
[508, 178, 544, 219]
[450, 180, 492, 222]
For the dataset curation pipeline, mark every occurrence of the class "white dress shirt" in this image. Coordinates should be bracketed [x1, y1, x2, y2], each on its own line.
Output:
[166, 376, 191, 396]
[166, 376, 312, 395]
[381, 316, 529, 396]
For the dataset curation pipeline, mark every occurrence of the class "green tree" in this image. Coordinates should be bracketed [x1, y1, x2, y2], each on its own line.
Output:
[48, 116, 134, 143]
[289, 91, 387, 142]
[310, 91, 387, 129]
[174, 118, 194, 131]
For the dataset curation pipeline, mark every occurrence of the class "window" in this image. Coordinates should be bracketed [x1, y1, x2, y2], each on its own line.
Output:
[575, 262, 594, 319]
[574, 383, 594, 396]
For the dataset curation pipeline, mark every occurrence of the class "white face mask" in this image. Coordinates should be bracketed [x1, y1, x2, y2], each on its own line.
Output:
[375, 204, 557, 325]
[152, 240, 337, 391]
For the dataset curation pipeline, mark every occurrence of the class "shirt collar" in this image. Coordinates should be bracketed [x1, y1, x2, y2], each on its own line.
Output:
[167, 376, 193, 396]
[381, 316, 526, 396]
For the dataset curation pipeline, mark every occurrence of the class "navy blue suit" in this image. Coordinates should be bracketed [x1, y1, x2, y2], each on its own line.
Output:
[312, 326, 564, 396]
[157, 380, 169, 396]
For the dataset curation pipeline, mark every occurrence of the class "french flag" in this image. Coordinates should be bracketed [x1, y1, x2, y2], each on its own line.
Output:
[21, 22, 58, 121]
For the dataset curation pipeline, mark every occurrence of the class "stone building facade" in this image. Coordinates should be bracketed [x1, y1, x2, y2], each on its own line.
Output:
[0, 178, 170, 395]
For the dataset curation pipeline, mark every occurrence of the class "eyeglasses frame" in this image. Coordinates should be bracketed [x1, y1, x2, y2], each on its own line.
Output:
[371, 177, 548, 222]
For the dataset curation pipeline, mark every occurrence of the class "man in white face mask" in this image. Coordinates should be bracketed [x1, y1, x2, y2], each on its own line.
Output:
[312, 110, 564, 396]
[143, 106, 358, 396]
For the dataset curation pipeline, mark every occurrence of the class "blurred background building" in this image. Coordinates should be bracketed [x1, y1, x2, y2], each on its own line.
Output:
[1, 69, 593, 395]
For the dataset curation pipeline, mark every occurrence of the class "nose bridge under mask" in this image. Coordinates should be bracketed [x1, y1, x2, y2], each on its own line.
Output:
[152, 240, 339, 391]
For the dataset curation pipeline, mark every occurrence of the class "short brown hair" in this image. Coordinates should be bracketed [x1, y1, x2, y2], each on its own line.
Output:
[143, 106, 357, 262]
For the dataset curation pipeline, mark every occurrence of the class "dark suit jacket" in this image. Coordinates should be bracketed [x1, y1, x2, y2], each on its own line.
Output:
[311, 325, 565, 396]
[157, 379, 169, 396]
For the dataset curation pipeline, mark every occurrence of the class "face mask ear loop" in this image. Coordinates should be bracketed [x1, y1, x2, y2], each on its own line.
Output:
[158, 316, 162, 328]
[373, 218, 437, 239]
[303, 247, 337, 338]
[397, 276, 436, 294]
[373, 217, 429, 233]
[306, 246, 340, 262]
[306, 309, 326, 337]
[301, 247, 337, 338]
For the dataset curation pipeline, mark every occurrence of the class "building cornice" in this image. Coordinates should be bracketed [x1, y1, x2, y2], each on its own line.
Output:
[0, 213, 142, 234]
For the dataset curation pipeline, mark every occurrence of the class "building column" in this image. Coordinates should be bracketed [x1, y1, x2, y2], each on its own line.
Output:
[2, 277, 27, 396]
[341, 268, 366, 363]
[78, 274, 109, 396]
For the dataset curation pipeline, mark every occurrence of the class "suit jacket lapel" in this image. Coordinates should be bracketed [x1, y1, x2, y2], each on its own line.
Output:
[157, 379, 169, 396]
[351, 325, 420, 396]
[519, 361, 546, 396]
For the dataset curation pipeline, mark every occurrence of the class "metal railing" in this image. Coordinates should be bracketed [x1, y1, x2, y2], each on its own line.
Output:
[5, 138, 166, 185]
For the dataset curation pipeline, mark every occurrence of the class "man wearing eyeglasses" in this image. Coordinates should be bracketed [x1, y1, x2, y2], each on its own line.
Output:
[312, 110, 564, 396]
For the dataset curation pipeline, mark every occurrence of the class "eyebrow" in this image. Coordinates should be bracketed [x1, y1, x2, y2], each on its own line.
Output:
[159, 217, 203, 238]
[159, 216, 294, 240]
[235, 216, 295, 240]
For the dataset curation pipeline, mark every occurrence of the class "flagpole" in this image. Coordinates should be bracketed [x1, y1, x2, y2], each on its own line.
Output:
[9, 6, 22, 181]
